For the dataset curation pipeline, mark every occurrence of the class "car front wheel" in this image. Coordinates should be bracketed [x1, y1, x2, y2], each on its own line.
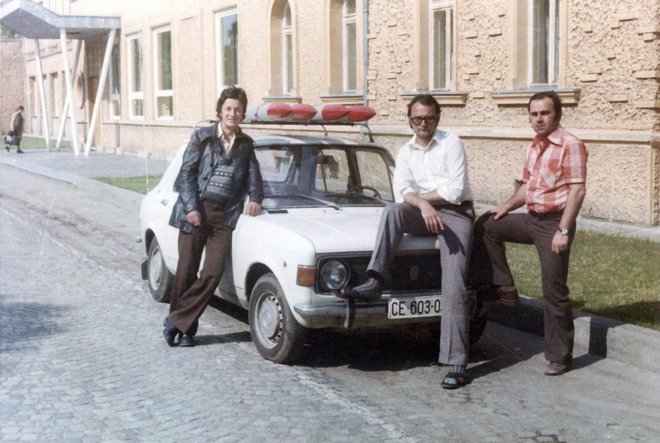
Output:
[249, 273, 307, 364]
[147, 237, 174, 303]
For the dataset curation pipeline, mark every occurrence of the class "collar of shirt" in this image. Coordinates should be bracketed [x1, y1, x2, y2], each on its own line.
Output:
[218, 130, 237, 156]
[532, 125, 564, 152]
[408, 130, 442, 152]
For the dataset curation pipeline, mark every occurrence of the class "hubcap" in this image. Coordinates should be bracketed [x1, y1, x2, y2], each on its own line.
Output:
[258, 294, 282, 342]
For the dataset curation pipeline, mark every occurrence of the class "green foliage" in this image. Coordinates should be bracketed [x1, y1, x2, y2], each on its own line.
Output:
[93, 176, 162, 194]
[506, 231, 660, 330]
[1, 25, 19, 39]
[1, 134, 71, 150]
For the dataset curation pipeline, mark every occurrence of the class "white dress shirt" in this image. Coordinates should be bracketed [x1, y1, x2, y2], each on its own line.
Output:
[393, 130, 473, 205]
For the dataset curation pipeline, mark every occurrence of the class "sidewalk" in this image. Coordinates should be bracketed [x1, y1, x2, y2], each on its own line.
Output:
[2, 147, 659, 372]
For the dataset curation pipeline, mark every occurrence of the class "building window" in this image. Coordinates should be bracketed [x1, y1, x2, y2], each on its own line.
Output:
[282, 3, 293, 95]
[109, 42, 120, 118]
[216, 9, 238, 93]
[127, 34, 143, 118]
[49, 72, 58, 117]
[153, 26, 173, 118]
[528, 0, 559, 85]
[342, 0, 357, 92]
[430, 1, 453, 90]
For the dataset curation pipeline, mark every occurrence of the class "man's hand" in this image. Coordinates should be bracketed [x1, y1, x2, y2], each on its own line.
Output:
[186, 210, 201, 227]
[488, 205, 510, 220]
[244, 202, 262, 216]
[551, 231, 570, 253]
[419, 200, 444, 233]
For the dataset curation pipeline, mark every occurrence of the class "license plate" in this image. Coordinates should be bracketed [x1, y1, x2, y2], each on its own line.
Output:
[388, 295, 442, 319]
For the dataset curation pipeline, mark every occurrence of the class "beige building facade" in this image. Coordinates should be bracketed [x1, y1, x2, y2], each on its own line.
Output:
[4, 0, 660, 224]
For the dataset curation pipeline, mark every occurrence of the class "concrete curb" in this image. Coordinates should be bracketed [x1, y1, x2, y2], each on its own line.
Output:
[489, 296, 660, 373]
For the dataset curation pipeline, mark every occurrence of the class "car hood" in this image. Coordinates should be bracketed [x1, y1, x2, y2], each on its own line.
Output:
[257, 206, 436, 253]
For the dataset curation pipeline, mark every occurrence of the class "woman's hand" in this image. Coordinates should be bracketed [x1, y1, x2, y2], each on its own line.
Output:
[186, 210, 202, 227]
[244, 202, 262, 216]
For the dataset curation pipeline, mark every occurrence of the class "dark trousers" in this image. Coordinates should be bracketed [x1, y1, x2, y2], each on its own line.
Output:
[169, 200, 231, 334]
[473, 212, 575, 365]
[368, 202, 474, 366]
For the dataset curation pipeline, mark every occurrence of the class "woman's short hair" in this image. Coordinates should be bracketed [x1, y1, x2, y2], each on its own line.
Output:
[216, 86, 248, 119]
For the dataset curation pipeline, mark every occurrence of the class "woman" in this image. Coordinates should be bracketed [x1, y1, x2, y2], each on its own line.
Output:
[163, 86, 263, 347]
[5, 105, 24, 153]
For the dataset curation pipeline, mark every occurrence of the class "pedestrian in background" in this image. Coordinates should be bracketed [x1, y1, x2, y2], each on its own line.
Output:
[163, 86, 263, 347]
[472, 91, 588, 376]
[5, 105, 25, 153]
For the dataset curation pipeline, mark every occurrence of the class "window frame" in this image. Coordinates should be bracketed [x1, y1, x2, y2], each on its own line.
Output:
[127, 33, 144, 119]
[108, 40, 121, 119]
[527, 0, 559, 86]
[342, 0, 358, 93]
[152, 25, 174, 120]
[282, 3, 293, 95]
[215, 8, 239, 95]
[429, 0, 454, 91]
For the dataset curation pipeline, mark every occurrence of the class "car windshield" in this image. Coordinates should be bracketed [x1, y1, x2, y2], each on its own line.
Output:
[255, 144, 394, 209]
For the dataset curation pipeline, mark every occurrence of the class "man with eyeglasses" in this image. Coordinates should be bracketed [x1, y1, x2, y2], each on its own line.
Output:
[343, 94, 474, 389]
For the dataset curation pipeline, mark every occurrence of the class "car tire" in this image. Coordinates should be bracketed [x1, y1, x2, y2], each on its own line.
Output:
[249, 273, 307, 364]
[147, 237, 174, 303]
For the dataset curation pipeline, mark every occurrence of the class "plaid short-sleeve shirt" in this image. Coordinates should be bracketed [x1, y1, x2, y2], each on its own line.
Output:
[523, 125, 588, 213]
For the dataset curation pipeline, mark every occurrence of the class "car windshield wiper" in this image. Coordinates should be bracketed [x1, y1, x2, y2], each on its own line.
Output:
[269, 194, 340, 210]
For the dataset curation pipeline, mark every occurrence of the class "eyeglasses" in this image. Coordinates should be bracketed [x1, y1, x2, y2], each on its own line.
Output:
[409, 115, 439, 125]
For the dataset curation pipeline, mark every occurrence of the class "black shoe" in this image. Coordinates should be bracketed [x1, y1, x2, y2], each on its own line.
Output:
[441, 371, 470, 389]
[16, 149, 24, 154]
[178, 334, 195, 347]
[348, 277, 382, 301]
[163, 317, 181, 347]
[187, 319, 199, 337]
[4, 146, 9, 152]
[496, 285, 519, 306]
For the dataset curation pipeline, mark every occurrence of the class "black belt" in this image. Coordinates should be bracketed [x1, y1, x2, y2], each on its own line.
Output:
[529, 210, 562, 220]
[432, 200, 473, 210]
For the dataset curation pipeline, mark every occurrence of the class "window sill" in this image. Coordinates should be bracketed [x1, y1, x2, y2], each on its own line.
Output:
[319, 94, 365, 105]
[490, 87, 581, 106]
[263, 96, 302, 104]
[401, 91, 468, 106]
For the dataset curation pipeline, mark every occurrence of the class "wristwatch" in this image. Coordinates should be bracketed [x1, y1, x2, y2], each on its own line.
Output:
[558, 227, 569, 236]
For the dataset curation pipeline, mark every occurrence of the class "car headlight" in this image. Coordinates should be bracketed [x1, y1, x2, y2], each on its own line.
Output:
[319, 260, 350, 291]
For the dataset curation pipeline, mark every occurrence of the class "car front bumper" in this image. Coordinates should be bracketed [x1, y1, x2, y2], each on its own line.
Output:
[293, 299, 440, 329]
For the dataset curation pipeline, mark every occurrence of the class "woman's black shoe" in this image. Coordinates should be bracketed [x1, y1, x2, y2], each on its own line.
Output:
[163, 317, 181, 347]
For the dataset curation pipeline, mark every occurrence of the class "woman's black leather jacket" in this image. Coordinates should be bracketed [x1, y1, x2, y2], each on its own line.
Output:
[168, 122, 263, 232]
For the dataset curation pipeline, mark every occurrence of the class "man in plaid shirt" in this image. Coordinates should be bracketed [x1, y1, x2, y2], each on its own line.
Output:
[473, 91, 588, 376]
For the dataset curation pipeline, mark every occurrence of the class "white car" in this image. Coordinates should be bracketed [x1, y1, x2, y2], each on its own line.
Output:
[140, 125, 490, 363]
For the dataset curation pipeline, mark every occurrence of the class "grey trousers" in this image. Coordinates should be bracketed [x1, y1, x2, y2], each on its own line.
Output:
[368, 202, 474, 365]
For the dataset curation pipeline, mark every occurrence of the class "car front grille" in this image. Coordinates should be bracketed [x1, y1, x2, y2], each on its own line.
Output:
[316, 251, 442, 293]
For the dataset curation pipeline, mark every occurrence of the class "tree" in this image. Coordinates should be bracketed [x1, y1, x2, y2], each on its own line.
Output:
[1, 26, 19, 39]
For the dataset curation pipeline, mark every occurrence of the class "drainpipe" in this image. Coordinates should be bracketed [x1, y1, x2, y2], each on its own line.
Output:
[362, 0, 370, 141]
[362, 0, 369, 106]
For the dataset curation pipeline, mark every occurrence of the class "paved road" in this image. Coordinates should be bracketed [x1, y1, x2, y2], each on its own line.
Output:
[1, 164, 659, 442]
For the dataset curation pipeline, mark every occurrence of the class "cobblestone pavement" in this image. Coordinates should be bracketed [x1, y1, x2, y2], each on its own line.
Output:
[1, 164, 659, 442]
